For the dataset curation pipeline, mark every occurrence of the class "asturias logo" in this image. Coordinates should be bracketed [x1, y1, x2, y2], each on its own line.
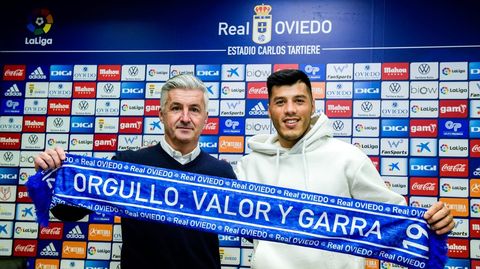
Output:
[26, 9, 53, 46]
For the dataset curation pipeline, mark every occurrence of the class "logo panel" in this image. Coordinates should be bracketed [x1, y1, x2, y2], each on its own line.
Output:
[97, 65, 121, 81]
[409, 158, 438, 177]
[72, 82, 96, 98]
[50, 65, 73, 81]
[409, 177, 438, 196]
[381, 63, 409, 80]
[325, 100, 352, 118]
[219, 136, 244, 153]
[3, 65, 26, 81]
[410, 62, 438, 80]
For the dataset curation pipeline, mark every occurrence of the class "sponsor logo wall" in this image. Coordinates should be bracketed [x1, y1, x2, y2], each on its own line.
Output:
[1, 1, 480, 269]
[2, 60, 480, 268]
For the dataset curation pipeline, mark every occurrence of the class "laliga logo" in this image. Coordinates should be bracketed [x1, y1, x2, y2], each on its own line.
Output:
[440, 144, 448, 152]
[355, 124, 364, 132]
[472, 203, 480, 213]
[442, 67, 451, 76]
[441, 183, 451, 192]
[20, 172, 28, 181]
[252, 4, 273, 44]
[25, 9, 53, 46]
[121, 104, 129, 111]
[27, 9, 53, 35]
[410, 201, 420, 207]
[88, 246, 96, 255]
[440, 86, 448, 95]
[411, 105, 419, 113]
[222, 86, 231, 95]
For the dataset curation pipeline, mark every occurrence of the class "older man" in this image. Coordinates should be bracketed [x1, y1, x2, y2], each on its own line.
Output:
[34, 74, 236, 269]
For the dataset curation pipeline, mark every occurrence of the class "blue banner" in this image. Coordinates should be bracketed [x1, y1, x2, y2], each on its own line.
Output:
[27, 154, 447, 268]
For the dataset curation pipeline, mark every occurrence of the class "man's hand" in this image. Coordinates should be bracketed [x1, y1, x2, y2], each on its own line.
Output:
[423, 201, 455, 235]
[34, 146, 66, 171]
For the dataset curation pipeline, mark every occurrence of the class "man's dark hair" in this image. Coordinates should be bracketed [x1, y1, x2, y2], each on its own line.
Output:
[267, 69, 312, 100]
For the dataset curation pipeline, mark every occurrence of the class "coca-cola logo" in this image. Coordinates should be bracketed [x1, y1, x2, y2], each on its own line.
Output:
[204, 122, 217, 130]
[441, 164, 466, 172]
[249, 87, 267, 94]
[15, 244, 35, 253]
[5, 69, 24, 76]
[412, 182, 436, 191]
[473, 144, 480, 152]
[41, 227, 61, 235]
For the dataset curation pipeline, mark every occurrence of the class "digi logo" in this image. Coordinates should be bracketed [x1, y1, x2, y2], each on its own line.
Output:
[199, 136, 218, 153]
[470, 62, 480, 80]
[353, 82, 381, 99]
[49, 65, 73, 81]
[380, 119, 409, 137]
[409, 158, 438, 177]
[196, 65, 221, 81]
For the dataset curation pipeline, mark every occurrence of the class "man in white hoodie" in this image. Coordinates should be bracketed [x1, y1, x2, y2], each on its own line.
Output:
[235, 69, 454, 269]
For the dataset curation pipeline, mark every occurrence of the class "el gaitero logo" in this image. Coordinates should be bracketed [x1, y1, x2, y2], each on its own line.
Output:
[27, 8, 53, 35]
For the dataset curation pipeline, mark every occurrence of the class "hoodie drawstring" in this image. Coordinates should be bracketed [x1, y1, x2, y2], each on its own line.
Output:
[302, 140, 309, 190]
[275, 148, 280, 182]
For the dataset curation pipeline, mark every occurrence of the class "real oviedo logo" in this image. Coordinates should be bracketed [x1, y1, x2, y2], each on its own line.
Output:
[26, 9, 53, 46]
[218, 4, 332, 45]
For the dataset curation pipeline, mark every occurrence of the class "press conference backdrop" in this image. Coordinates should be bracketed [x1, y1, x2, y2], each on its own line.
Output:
[1, 0, 480, 268]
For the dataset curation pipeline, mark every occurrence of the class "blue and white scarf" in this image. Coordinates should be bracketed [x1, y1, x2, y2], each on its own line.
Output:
[27, 154, 448, 268]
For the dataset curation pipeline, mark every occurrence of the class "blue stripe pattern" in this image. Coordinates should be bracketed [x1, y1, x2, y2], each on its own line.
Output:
[27, 154, 448, 268]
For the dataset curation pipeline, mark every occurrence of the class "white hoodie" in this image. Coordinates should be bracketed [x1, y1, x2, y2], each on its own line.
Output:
[235, 113, 406, 269]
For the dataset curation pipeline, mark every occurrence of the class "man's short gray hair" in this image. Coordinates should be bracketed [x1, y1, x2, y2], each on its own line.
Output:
[160, 74, 209, 112]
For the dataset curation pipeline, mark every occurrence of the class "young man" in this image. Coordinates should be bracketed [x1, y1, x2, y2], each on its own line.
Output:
[235, 69, 454, 269]
[34, 74, 237, 269]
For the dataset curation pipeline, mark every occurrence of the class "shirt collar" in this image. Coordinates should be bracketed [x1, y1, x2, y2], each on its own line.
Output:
[159, 136, 201, 165]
